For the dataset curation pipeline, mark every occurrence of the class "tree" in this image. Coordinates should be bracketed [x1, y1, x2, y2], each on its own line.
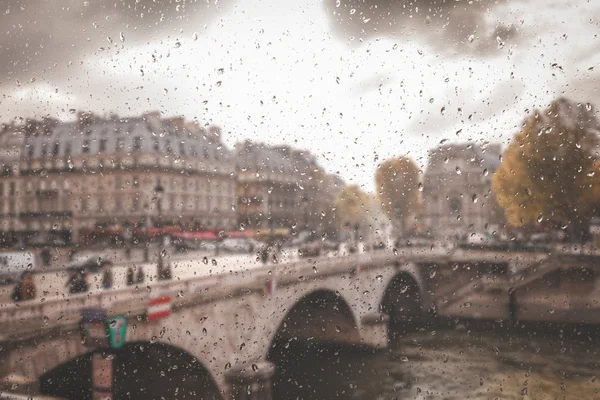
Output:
[335, 185, 370, 231]
[492, 98, 600, 241]
[375, 157, 421, 235]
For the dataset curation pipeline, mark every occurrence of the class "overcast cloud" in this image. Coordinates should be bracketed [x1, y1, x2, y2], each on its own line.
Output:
[1, 0, 600, 190]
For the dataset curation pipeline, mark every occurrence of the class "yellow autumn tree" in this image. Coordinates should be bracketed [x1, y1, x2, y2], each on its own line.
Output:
[492, 98, 600, 240]
[375, 157, 421, 234]
[335, 185, 370, 228]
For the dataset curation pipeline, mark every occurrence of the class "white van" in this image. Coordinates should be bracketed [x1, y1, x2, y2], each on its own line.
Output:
[0, 252, 35, 284]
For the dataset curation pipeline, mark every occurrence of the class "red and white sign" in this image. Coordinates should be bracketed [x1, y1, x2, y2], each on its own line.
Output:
[266, 278, 276, 295]
[147, 296, 172, 321]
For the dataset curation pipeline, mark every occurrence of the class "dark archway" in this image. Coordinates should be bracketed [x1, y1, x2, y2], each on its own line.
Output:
[40, 342, 221, 400]
[268, 289, 371, 400]
[380, 272, 423, 339]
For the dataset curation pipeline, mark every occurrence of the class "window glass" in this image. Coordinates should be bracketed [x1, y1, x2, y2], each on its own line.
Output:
[3, 2, 600, 400]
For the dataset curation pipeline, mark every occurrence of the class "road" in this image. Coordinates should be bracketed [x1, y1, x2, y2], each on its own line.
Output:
[0, 245, 353, 304]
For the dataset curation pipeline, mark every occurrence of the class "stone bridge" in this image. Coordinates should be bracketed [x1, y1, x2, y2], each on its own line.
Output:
[0, 248, 597, 399]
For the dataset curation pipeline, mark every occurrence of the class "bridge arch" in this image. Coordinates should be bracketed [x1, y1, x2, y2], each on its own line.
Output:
[267, 288, 361, 350]
[39, 341, 222, 400]
[380, 269, 424, 339]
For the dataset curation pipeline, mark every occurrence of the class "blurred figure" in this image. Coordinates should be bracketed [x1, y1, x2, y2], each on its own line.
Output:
[136, 266, 145, 283]
[67, 270, 88, 294]
[102, 265, 113, 289]
[157, 256, 172, 280]
[126, 266, 135, 286]
[12, 271, 36, 302]
[41, 248, 52, 267]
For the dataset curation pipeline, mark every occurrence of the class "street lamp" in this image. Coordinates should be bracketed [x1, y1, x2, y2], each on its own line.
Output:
[154, 180, 165, 270]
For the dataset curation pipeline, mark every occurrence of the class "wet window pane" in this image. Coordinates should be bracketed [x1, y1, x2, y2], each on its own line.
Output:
[1, 1, 600, 399]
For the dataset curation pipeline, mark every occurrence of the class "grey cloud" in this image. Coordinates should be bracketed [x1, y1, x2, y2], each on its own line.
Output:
[323, 0, 522, 56]
[406, 78, 526, 138]
[0, 0, 230, 82]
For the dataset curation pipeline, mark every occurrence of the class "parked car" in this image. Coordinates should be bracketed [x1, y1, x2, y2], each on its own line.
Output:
[299, 241, 322, 258]
[67, 255, 112, 274]
[0, 252, 36, 285]
[221, 238, 253, 253]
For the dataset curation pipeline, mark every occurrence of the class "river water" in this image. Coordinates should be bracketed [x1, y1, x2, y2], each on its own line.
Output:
[31, 322, 600, 399]
[270, 323, 600, 400]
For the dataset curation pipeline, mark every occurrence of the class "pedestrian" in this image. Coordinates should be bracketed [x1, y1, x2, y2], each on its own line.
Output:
[157, 256, 172, 280]
[67, 270, 88, 294]
[20, 271, 36, 301]
[102, 265, 113, 289]
[126, 266, 135, 286]
[136, 266, 145, 283]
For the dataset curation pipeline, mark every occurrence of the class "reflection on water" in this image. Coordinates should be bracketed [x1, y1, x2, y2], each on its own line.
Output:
[271, 323, 600, 400]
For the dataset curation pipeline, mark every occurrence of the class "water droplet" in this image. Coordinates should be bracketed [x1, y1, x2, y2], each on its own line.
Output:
[335, 326, 341, 333]
[393, 248, 398, 255]
[350, 8, 356, 15]
[107, 36, 113, 44]
[193, 32, 199, 41]
[119, 32, 125, 42]
[468, 34, 475, 43]
[483, 168, 488, 176]
[455, 166, 462, 175]
[211, 259, 217, 266]
[440, 106, 446, 115]
[376, 275, 383, 281]
[202, 257, 208, 264]
[418, 182, 423, 191]
[464, 302, 472, 308]
[496, 36, 505, 49]
[586, 103, 593, 111]
[472, 194, 478, 204]
[400, 356, 409, 362]
[335, 0, 340, 6]
[252, 363, 259, 372]
[174, 41, 181, 48]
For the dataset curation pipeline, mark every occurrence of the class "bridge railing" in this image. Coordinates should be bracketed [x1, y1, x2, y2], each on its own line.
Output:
[0, 252, 404, 338]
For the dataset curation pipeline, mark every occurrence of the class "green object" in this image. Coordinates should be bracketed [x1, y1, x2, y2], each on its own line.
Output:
[107, 316, 128, 349]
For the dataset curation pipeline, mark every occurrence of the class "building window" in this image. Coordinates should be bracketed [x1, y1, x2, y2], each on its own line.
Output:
[99, 138, 107, 152]
[115, 178, 122, 190]
[115, 197, 122, 211]
[154, 140, 160, 152]
[8, 200, 15, 214]
[9, 182, 15, 196]
[27, 145, 34, 158]
[133, 176, 139, 188]
[53, 142, 60, 156]
[82, 140, 90, 153]
[132, 197, 139, 211]
[116, 138, 124, 151]
[0, 183, 4, 196]
[165, 140, 172, 154]
[97, 198, 103, 212]
[81, 198, 88, 213]
[133, 136, 142, 151]
[41, 143, 48, 157]
[179, 142, 186, 156]
[203, 148, 209, 159]
[450, 197, 462, 214]
[64, 142, 71, 156]
[191, 146, 197, 157]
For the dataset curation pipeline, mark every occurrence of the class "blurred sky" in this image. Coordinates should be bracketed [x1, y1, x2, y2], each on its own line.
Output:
[1, 0, 599, 191]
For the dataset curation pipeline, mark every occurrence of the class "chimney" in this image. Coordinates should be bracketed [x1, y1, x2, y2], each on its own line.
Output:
[207, 125, 222, 140]
[77, 111, 96, 131]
